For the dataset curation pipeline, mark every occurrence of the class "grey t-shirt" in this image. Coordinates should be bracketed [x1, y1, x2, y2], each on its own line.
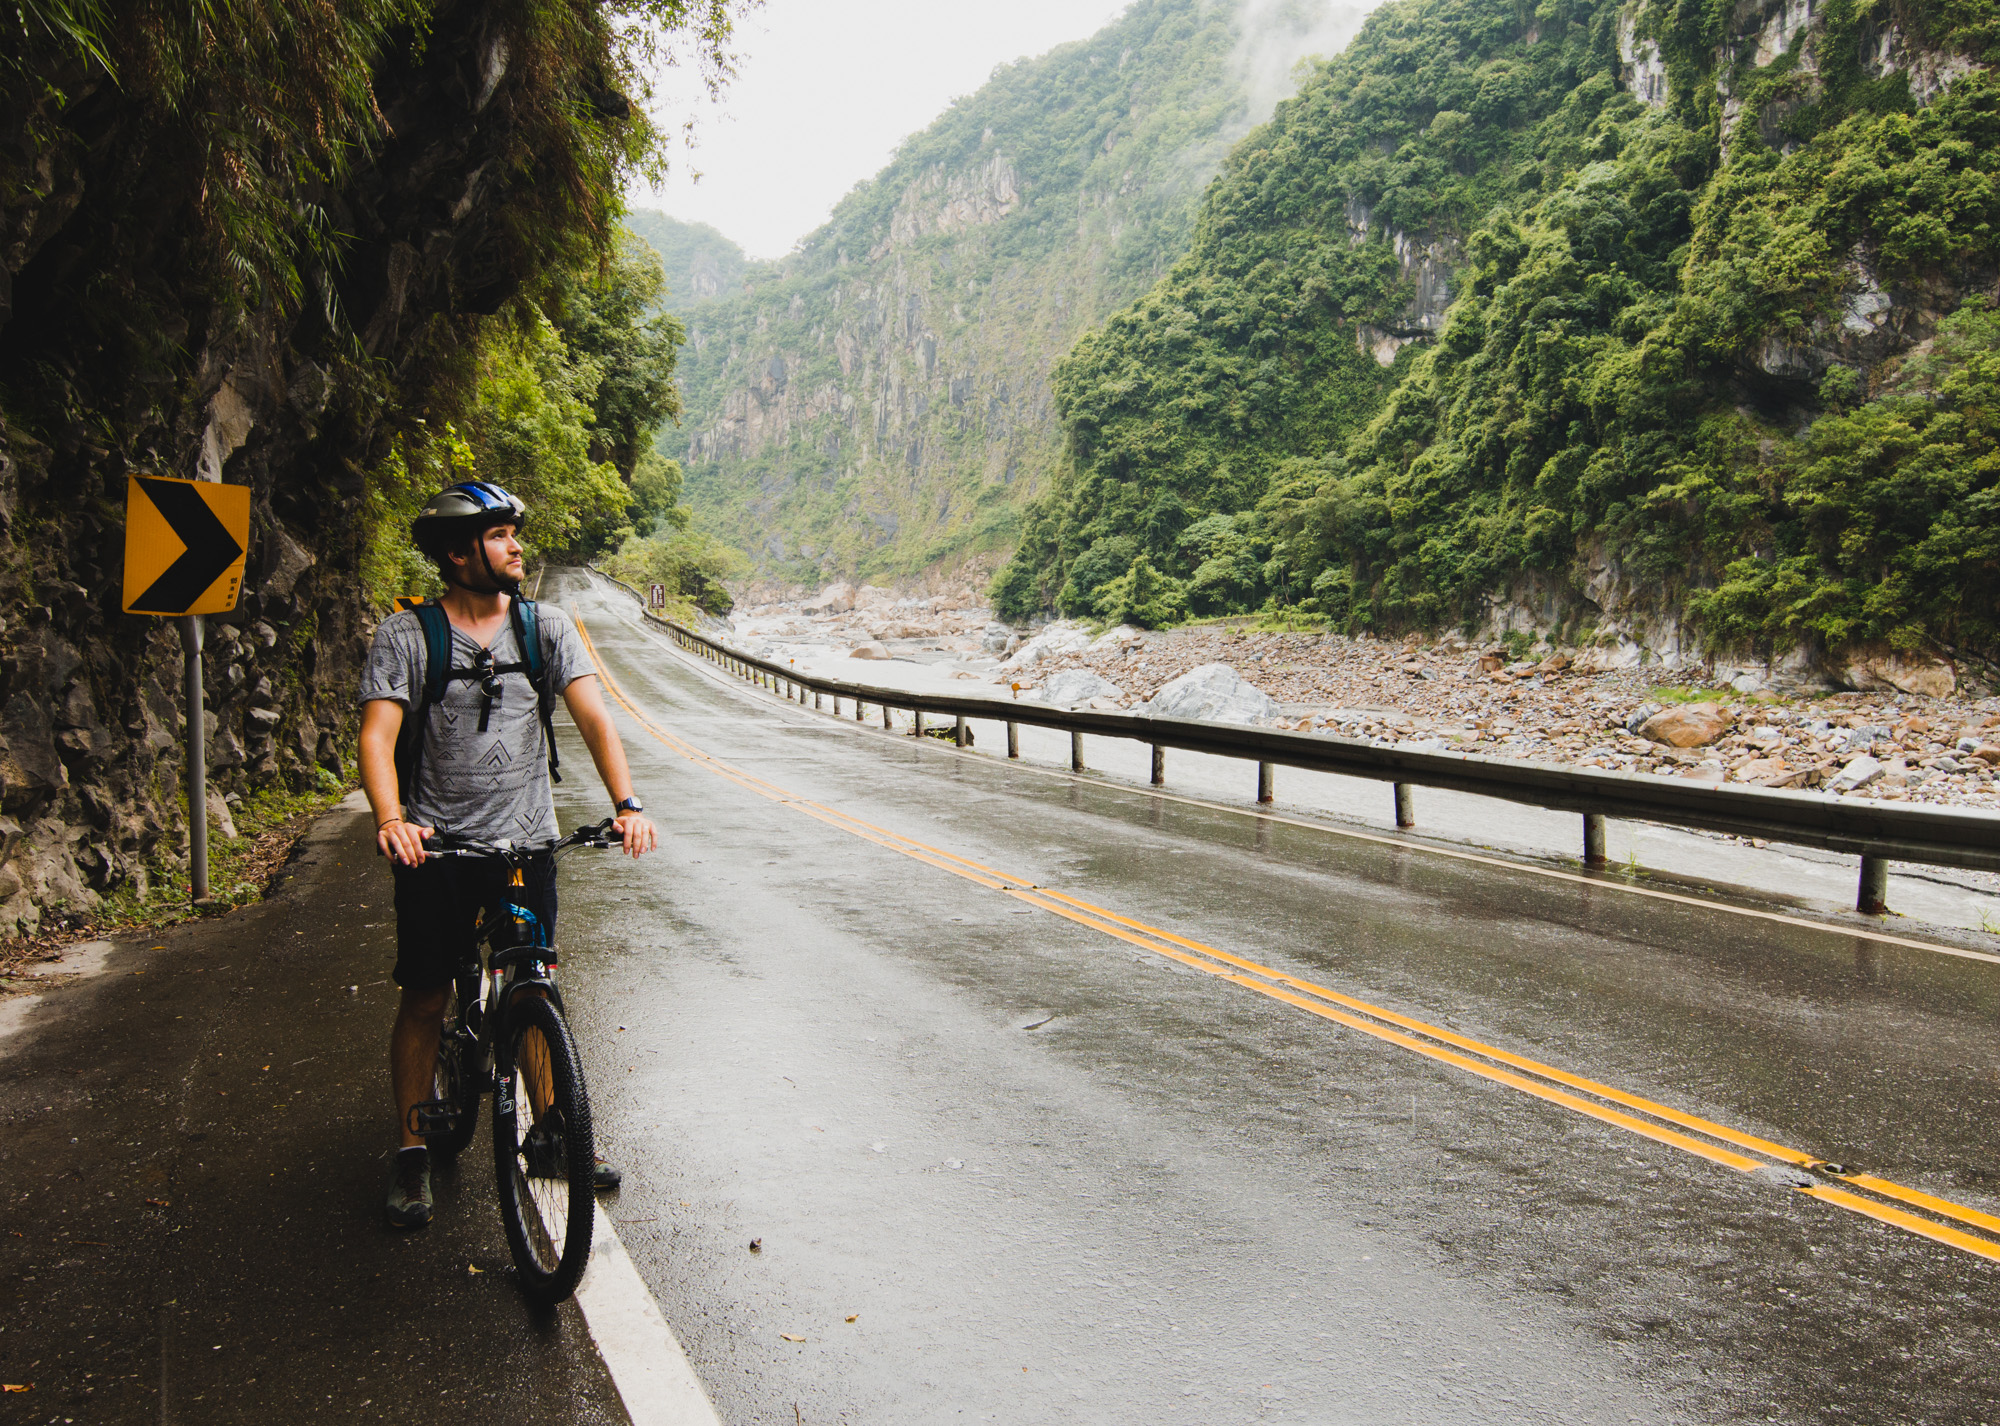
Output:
[360, 603, 593, 845]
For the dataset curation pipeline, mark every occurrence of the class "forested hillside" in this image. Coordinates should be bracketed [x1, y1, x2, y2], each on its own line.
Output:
[999, 0, 2000, 676]
[647, 0, 1367, 583]
[0, 0, 735, 932]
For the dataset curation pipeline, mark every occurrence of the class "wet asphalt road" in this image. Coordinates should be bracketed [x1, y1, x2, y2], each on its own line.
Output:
[6, 567, 2000, 1425]
[548, 568, 2000, 1425]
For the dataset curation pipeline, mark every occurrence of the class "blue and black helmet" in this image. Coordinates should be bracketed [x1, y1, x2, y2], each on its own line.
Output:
[412, 481, 528, 588]
[412, 481, 526, 554]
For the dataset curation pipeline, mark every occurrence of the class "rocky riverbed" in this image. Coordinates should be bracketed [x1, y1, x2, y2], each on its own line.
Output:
[724, 586, 2000, 811]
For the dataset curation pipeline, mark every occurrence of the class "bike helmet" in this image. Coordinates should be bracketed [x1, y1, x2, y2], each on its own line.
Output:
[412, 481, 527, 591]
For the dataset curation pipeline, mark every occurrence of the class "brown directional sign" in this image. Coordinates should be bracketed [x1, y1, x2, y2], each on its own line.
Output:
[122, 476, 250, 615]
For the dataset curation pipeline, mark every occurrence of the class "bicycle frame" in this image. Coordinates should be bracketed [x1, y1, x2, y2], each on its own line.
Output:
[408, 820, 621, 1142]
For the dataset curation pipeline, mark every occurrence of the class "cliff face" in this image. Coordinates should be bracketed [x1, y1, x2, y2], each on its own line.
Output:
[0, 0, 605, 933]
[1002, 0, 2000, 678]
[648, 0, 1366, 584]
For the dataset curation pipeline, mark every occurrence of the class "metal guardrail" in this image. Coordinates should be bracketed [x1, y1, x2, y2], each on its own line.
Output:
[583, 568, 2000, 913]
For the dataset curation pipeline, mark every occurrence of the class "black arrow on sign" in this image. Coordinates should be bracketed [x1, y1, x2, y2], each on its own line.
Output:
[131, 477, 243, 613]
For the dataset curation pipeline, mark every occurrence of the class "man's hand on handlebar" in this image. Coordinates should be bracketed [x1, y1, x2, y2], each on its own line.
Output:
[613, 810, 656, 858]
[377, 818, 434, 867]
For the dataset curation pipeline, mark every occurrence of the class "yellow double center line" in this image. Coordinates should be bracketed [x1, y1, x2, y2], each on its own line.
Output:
[576, 615, 2000, 1266]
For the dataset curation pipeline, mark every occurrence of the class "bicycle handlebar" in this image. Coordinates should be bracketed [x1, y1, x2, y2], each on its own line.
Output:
[398, 818, 626, 862]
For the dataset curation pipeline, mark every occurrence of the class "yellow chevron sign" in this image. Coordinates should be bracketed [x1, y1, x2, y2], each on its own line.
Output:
[122, 476, 250, 616]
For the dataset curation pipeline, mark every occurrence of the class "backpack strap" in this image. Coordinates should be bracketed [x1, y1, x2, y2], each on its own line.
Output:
[509, 597, 563, 785]
[393, 601, 457, 808]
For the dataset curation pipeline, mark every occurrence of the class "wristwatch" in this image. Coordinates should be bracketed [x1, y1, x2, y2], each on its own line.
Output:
[614, 796, 645, 815]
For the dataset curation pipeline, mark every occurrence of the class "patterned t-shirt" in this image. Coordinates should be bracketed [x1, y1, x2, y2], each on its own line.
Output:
[359, 602, 593, 845]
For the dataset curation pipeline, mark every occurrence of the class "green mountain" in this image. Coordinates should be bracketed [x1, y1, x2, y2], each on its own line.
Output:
[1000, 0, 2000, 670]
[642, 0, 1368, 582]
[623, 212, 750, 312]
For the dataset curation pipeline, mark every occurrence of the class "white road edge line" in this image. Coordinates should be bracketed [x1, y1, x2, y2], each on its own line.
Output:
[574, 1201, 723, 1426]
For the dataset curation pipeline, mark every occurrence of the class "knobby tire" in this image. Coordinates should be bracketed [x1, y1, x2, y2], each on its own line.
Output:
[494, 993, 595, 1306]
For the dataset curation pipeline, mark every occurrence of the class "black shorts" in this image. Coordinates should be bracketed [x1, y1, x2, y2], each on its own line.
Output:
[390, 852, 558, 991]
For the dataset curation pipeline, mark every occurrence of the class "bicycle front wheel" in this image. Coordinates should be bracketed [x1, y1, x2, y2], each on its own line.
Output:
[493, 993, 595, 1306]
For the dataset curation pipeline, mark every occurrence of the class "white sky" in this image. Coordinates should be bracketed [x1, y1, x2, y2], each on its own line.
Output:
[634, 0, 1137, 259]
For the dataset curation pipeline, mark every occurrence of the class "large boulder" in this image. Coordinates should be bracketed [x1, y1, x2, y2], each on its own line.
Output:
[850, 642, 891, 660]
[999, 621, 1092, 672]
[1829, 754, 1883, 793]
[1142, 663, 1278, 724]
[804, 581, 855, 615]
[1637, 702, 1732, 747]
[1041, 669, 1125, 707]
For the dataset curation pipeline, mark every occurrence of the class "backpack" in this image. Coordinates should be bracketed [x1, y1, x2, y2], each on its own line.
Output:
[392, 597, 562, 809]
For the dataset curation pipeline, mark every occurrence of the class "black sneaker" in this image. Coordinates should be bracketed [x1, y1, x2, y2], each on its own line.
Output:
[385, 1148, 432, 1229]
[523, 1125, 622, 1191]
[523, 1126, 564, 1179]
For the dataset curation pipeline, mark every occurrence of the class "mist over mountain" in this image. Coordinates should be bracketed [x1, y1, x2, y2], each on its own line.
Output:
[631, 0, 1372, 582]
[623, 211, 750, 313]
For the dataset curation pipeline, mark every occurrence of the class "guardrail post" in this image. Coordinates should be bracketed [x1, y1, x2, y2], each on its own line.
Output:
[1071, 731, 1085, 772]
[1393, 782, 1414, 827]
[1583, 813, 1607, 867]
[856, 699, 865, 721]
[883, 704, 893, 730]
[1258, 762, 1274, 804]
[1858, 855, 1889, 914]
[955, 716, 968, 748]
[913, 710, 925, 738]
[815, 691, 823, 711]
[1151, 744, 1165, 786]
[1006, 721, 1019, 758]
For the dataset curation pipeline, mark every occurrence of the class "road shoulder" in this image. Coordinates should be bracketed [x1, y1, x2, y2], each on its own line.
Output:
[0, 796, 628, 1423]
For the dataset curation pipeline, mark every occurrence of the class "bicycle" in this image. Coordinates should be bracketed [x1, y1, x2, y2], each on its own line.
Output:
[407, 817, 626, 1306]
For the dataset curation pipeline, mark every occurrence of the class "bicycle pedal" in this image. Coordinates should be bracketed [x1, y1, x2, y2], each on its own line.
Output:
[407, 1098, 459, 1137]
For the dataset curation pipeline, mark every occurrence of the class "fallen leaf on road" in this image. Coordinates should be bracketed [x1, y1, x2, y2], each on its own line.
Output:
[780, 1334, 805, 1343]
[748, 1238, 762, 1253]
[144, 1198, 170, 1208]
[845, 1315, 857, 1323]
[2, 1384, 30, 1392]
[467, 1263, 484, 1274]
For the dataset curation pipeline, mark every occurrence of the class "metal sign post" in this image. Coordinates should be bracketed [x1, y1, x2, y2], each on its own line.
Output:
[178, 614, 207, 900]
[122, 473, 249, 904]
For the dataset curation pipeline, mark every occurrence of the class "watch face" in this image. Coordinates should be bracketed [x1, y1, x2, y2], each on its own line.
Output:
[619, 799, 644, 813]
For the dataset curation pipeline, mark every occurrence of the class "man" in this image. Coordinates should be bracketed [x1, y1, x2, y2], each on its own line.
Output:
[357, 481, 656, 1228]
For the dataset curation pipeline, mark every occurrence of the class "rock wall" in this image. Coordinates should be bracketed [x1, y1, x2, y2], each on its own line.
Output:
[0, 0, 588, 934]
